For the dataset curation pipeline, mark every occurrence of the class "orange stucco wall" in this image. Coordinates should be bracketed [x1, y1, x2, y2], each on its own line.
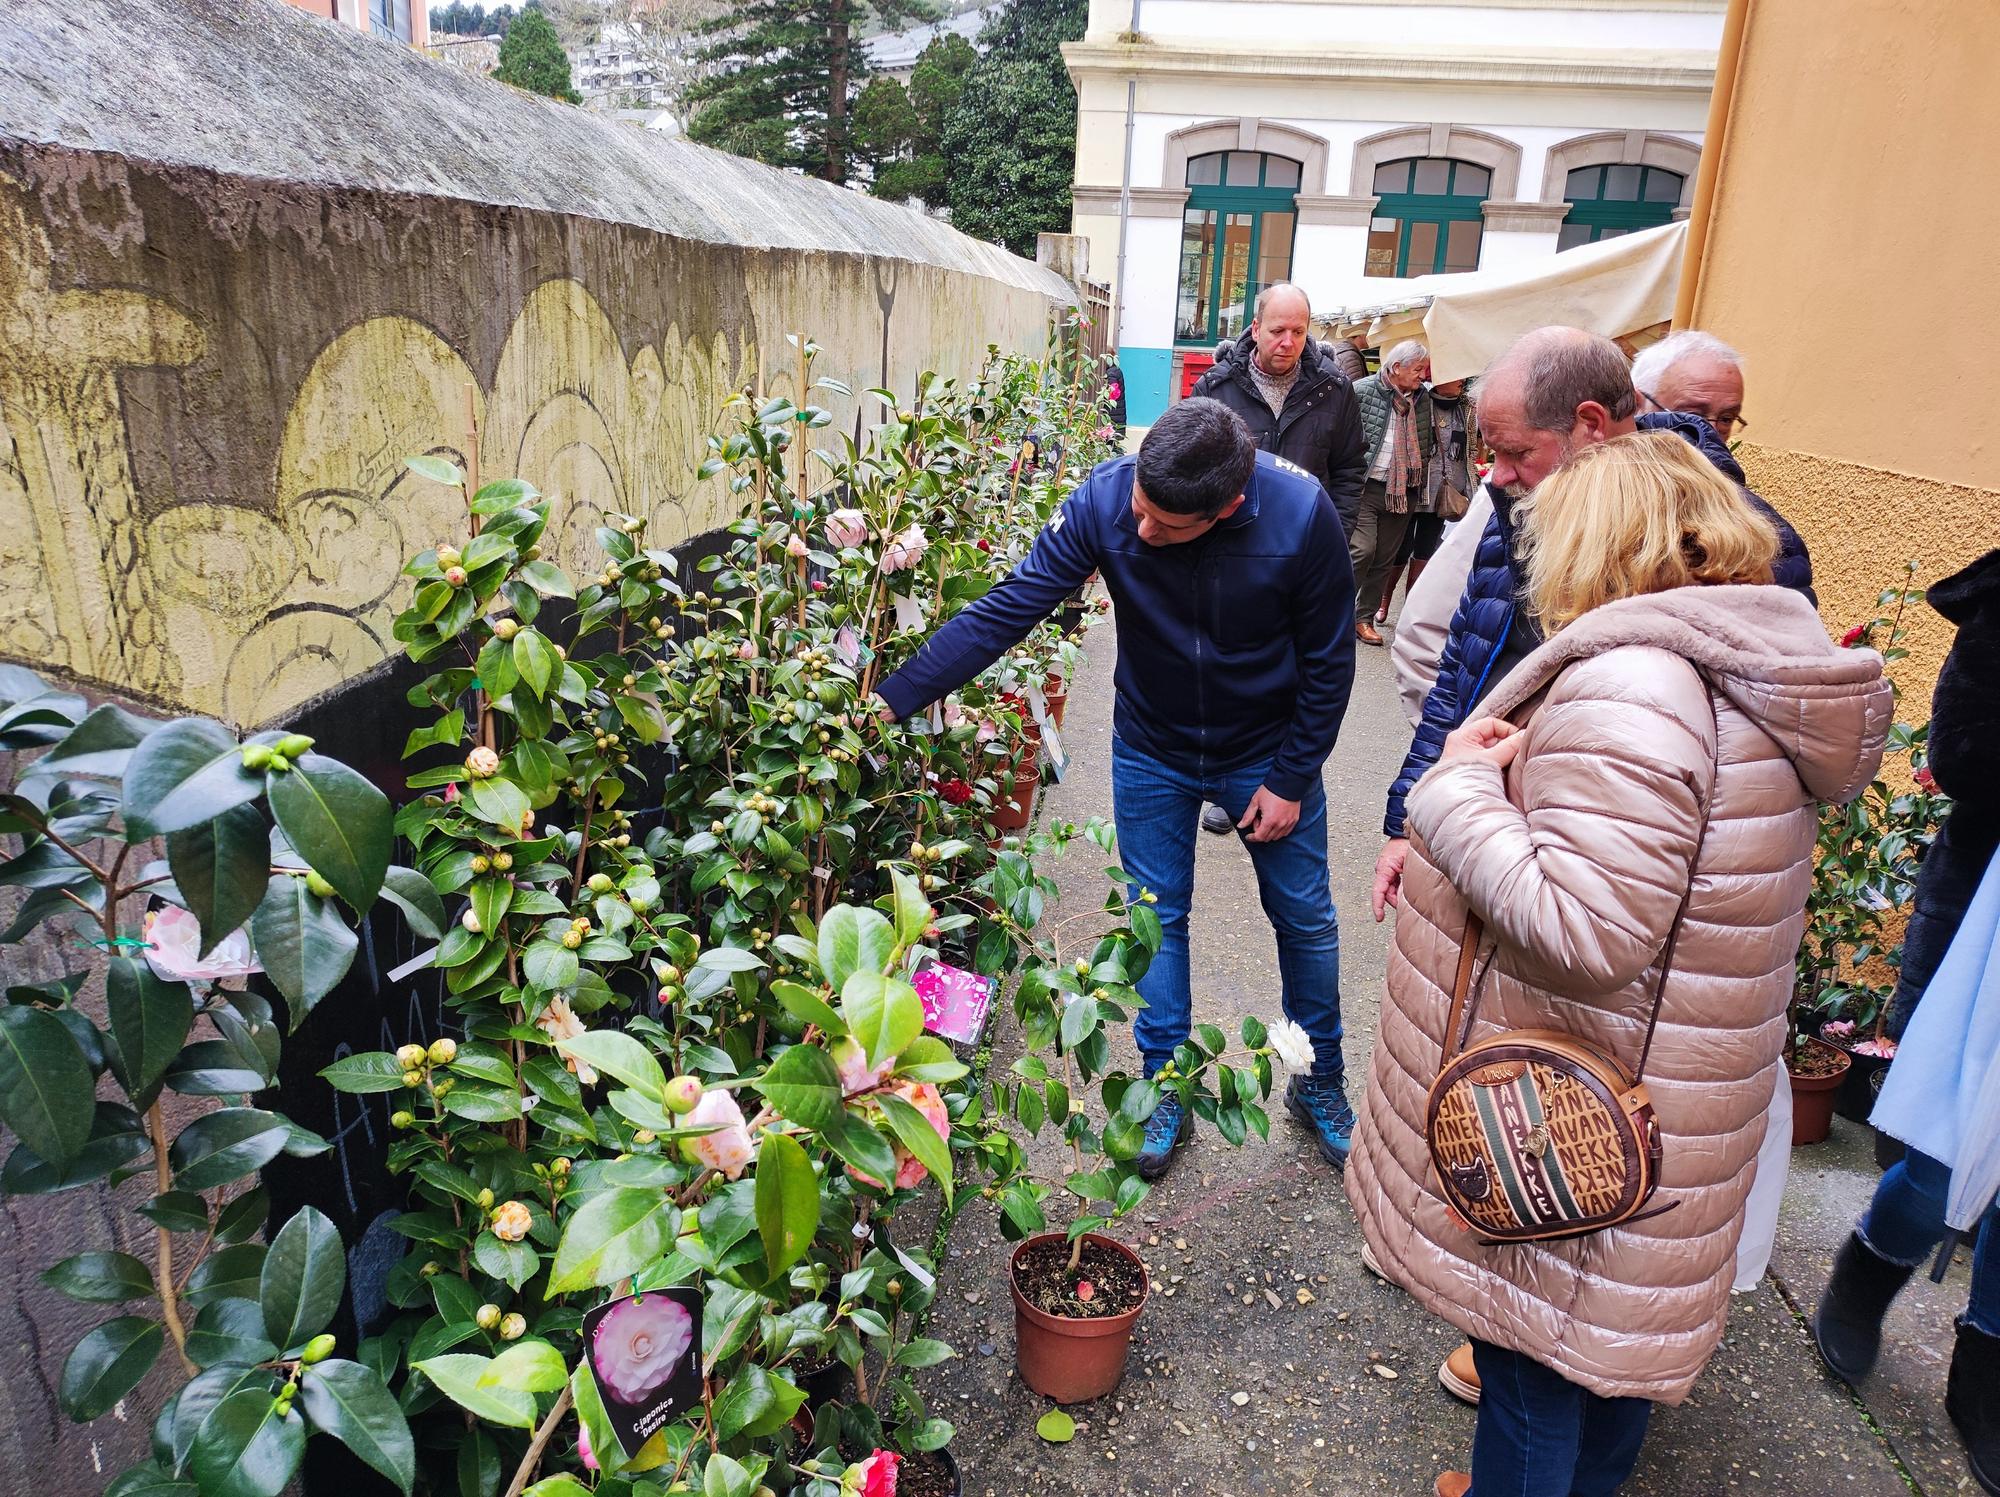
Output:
[1690, 0, 2000, 703]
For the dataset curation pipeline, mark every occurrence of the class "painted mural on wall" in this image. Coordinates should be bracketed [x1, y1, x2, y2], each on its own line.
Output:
[0, 152, 1059, 727]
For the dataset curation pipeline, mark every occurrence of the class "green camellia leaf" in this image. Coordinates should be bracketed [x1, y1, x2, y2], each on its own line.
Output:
[185, 1244, 268, 1306]
[876, 1091, 952, 1203]
[187, 1387, 306, 1497]
[260, 1206, 345, 1352]
[469, 875, 513, 936]
[185, 1297, 279, 1368]
[268, 755, 391, 909]
[167, 805, 270, 958]
[469, 477, 536, 512]
[1036, 1408, 1076, 1443]
[402, 708, 464, 759]
[470, 1231, 538, 1289]
[893, 1035, 968, 1085]
[405, 453, 463, 488]
[169, 1108, 292, 1191]
[522, 1478, 591, 1497]
[555, 1030, 664, 1101]
[822, 1110, 898, 1187]
[751, 1042, 840, 1131]
[482, 1339, 569, 1394]
[523, 941, 578, 991]
[712, 1363, 806, 1440]
[378, 866, 446, 941]
[123, 718, 262, 840]
[816, 905, 896, 993]
[250, 875, 357, 1027]
[889, 866, 931, 946]
[59, 1315, 164, 1420]
[298, 1359, 415, 1494]
[512, 629, 560, 700]
[466, 776, 530, 831]
[412, 1354, 536, 1429]
[842, 971, 924, 1070]
[318, 1051, 410, 1093]
[753, 1131, 819, 1281]
[769, 977, 844, 1036]
[517, 561, 574, 599]
[36, 702, 156, 780]
[105, 956, 193, 1109]
[43, 1250, 154, 1303]
[547, 1186, 673, 1295]
[104, 1461, 198, 1496]
[569, 1362, 624, 1478]
[0, 1002, 95, 1166]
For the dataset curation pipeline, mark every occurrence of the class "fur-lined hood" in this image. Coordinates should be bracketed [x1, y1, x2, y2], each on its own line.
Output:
[1482, 584, 1892, 804]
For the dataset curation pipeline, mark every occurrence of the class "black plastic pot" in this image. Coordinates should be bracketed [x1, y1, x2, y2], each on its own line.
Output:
[1834, 1046, 1894, 1124]
[1869, 1067, 1906, 1172]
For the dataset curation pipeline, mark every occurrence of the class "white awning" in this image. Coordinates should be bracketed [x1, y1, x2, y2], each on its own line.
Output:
[1324, 220, 1688, 384]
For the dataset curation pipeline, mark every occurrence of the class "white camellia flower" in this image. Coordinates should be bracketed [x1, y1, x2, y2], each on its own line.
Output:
[143, 905, 261, 985]
[1267, 1018, 1314, 1071]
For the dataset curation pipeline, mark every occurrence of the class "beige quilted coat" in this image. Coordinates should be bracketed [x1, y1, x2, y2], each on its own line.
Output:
[1346, 585, 1891, 1403]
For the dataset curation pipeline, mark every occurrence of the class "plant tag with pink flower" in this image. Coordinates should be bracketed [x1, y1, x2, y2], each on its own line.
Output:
[910, 956, 994, 1046]
[581, 1288, 703, 1460]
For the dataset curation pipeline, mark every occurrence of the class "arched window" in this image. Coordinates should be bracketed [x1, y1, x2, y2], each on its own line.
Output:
[1365, 158, 1489, 278]
[1558, 165, 1684, 250]
[1173, 151, 1301, 346]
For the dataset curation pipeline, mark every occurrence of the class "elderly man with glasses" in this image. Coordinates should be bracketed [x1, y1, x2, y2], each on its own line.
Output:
[1632, 329, 1748, 442]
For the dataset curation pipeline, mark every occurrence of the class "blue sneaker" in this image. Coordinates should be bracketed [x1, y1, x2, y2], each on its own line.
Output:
[1133, 1091, 1189, 1180]
[1286, 1073, 1356, 1169]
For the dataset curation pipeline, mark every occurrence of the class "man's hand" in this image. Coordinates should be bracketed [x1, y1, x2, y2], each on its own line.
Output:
[1441, 716, 1523, 769]
[1372, 837, 1409, 922]
[867, 693, 899, 726]
[1237, 788, 1301, 843]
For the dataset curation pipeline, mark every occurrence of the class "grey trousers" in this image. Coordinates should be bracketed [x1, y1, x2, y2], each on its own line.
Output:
[1349, 478, 1413, 619]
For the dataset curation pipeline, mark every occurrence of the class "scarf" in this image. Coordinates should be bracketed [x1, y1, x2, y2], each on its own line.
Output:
[1385, 383, 1422, 512]
[1247, 353, 1300, 419]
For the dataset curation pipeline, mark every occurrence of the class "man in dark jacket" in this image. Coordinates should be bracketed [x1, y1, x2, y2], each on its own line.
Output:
[1191, 283, 1368, 526]
[1372, 326, 1815, 920]
[872, 398, 1362, 1176]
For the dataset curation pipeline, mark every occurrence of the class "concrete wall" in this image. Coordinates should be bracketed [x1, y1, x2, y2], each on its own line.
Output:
[0, 0, 1072, 728]
[1689, 0, 2000, 697]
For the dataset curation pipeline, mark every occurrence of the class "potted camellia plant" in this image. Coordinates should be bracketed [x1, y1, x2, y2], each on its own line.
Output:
[965, 821, 1279, 1402]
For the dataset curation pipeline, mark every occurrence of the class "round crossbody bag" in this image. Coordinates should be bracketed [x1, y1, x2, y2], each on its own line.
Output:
[1422, 704, 1716, 1245]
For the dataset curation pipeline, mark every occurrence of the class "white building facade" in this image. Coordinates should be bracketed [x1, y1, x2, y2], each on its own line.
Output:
[1062, 0, 1720, 425]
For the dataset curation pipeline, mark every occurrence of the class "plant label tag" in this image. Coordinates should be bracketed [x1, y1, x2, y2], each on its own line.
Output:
[1039, 722, 1069, 783]
[911, 956, 995, 1045]
[892, 592, 924, 631]
[834, 624, 862, 668]
[863, 749, 886, 774]
[1027, 685, 1050, 728]
[813, 864, 832, 883]
[582, 1287, 703, 1461]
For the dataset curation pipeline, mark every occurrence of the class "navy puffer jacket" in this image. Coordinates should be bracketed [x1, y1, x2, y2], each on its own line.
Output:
[1382, 412, 1816, 837]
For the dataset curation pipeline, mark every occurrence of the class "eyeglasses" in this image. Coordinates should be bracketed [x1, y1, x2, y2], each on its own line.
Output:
[1638, 390, 1747, 435]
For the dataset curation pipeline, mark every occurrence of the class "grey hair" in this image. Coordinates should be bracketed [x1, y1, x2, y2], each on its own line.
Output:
[1253, 282, 1311, 320]
[1479, 326, 1638, 432]
[1630, 330, 1744, 395]
[1382, 339, 1429, 373]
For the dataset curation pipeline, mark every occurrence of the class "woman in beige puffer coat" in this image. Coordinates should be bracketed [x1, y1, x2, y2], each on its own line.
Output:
[1345, 432, 1892, 1497]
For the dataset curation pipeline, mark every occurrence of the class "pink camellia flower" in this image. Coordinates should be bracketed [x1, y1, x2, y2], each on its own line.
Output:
[1822, 1019, 1857, 1040]
[880, 525, 928, 573]
[590, 1292, 694, 1407]
[536, 997, 598, 1084]
[443, 781, 461, 803]
[466, 746, 501, 778]
[842, 1449, 901, 1497]
[576, 1421, 598, 1472]
[826, 509, 868, 549]
[144, 904, 262, 986]
[941, 700, 967, 728]
[832, 1035, 893, 1097]
[847, 1081, 948, 1190]
[490, 1200, 533, 1242]
[736, 639, 758, 661]
[683, 1089, 754, 1179]
[786, 534, 810, 559]
[1854, 1037, 1899, 1059]
[975, 719, 999, 743]
[1915, 766, 1939, 793]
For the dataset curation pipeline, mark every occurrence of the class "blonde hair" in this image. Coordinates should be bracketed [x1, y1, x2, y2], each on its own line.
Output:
[1519, 430, 1779, 631]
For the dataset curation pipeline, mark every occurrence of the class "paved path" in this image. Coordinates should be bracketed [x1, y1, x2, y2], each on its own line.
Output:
[918, 610, 1976, 1495]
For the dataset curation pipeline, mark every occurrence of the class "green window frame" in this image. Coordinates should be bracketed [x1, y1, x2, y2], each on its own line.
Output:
[1174, 151, 1300, 348]
[1365, 158, 1489, 279]
[1558, 164, 1684, 250]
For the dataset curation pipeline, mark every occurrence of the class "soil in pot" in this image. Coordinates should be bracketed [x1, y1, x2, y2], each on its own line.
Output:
[898, 1449, 960, 1497]
[1014, 1237, 1147, 1318]
[1788, 1035, 1851, 1146]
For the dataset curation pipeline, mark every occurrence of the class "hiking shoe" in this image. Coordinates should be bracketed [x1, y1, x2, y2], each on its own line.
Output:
[1200, 804, 1234, 835]
[1285, 1073, 1356, 1168]
[1134, 1091, 1189, 1180]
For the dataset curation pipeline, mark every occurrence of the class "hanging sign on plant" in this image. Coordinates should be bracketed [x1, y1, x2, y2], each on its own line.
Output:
[582, 1287, 704, 1460]
[912, 956, 995, 1045]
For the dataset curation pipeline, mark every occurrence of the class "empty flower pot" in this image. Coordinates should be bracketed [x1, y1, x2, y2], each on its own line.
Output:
[1010, 1232, 1148, 1403]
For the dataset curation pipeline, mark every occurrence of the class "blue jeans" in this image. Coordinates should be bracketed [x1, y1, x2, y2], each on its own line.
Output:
[1110, 736, 1343, 1078]
[1470, 1340, 1652, 1497]
[1860, 1147, 2000, 1335]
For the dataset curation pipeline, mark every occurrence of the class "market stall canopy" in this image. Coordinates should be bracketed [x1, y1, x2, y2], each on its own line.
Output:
[1325, 220, 1687, 384]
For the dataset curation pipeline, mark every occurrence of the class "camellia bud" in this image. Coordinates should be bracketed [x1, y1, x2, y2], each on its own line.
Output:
[491, 617, 519, 640]
[396, 1043, 428, 1070]
[390, 1110, 415, 1130]
[428, 1038, 458, 1065]
[267, 752, 291, 773]
[476, 1187, 496, 1210]
[240, 743, 274, 770]
[492, 852, 513, 872]
[304, 870, 336, 900]
[436, 544, 462, 567]
[550, 1156, 571, 1176]
[402, 1069, 425, 1088]
[562, 930, 583, 950]
[587, 873, 614, 894]
[466, 746, 501, 779]
[470, 855, 491, 874]
[461, 909, 482, 934]
[275, 733, 315, 759]
[498, 1312, 527, 1341]
[444, 565, 468, 587]
[662, 1075, 703, 1115]
[475, 1303, 503, 1331]
[632, 1129, 657, 1145]
[300, 1333, 336, 1365]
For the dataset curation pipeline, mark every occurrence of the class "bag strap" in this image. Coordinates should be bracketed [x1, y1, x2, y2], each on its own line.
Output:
[1437, 687, 1722, 1082]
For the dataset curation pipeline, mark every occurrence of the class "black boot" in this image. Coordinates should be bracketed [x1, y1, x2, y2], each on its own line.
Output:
[1947, 1318, 2000, 1496]
[1812, 1231, 1916, 1382]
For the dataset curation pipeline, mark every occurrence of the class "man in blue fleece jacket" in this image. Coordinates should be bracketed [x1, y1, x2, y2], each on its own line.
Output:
[872, 397, 1361, 1176]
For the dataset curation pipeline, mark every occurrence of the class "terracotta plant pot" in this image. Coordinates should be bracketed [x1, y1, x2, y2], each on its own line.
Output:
[1043, 673, 1068, 729]
[1010, 1232, 1148, 1403]
[984, 750, 1043, 833]
[1788, 1036, 1852, 1146]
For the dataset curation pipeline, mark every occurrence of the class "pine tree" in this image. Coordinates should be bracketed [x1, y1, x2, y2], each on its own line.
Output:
[494, 6, 582, 102]
[940, 0, 1085, 253]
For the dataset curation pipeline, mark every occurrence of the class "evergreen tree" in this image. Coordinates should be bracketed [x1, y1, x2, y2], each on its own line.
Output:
[494, 6, 582, 102]
[431, 0, 517, 34]
[686, 0, 926, 181]
[851, 75, 918, 173]
[940, 0, 1084, 254]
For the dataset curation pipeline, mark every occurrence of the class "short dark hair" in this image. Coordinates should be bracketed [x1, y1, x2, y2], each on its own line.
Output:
[1136, 398, 1257, 516]
[1516, 333, 1640, 432]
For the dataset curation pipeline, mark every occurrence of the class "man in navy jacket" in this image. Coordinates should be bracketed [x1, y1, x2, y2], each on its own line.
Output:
[874, 398, 1361, 1176]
